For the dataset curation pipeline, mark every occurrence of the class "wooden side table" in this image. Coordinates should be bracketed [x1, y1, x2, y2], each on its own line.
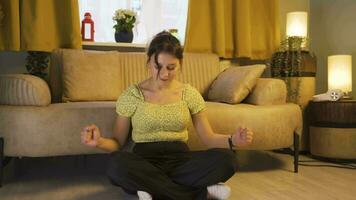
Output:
[308, 100, 356, 159]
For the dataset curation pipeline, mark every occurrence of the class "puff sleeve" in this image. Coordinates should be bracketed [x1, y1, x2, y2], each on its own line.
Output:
[184, 84, 206, 115]
[116, 85, 142, 117]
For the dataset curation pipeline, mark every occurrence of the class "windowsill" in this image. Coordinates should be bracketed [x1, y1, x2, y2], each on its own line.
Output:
[82, 41, 146, 52]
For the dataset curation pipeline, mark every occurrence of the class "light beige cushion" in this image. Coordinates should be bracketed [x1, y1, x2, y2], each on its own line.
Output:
[49, 50, 222, 102]
[61, 49, 124, 102]
[0, 102, 116, 157]
[0, 74, 51, 106]
[244, 78, 287, 105]
[207, 64, 266, 104]
[187, 102, 302, 150]
[179, 53, 222, 98]
[0, 101, 302, 156]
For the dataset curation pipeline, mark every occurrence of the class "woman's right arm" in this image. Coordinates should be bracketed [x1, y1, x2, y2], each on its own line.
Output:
[81, 115, 131, 153]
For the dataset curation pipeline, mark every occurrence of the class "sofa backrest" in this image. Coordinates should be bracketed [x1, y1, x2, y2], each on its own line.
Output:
[49, 49, 222, 103]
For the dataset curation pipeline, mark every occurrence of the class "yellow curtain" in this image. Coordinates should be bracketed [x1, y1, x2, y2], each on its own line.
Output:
[0, 0, 81, 52]
[184, 0, 280, 60]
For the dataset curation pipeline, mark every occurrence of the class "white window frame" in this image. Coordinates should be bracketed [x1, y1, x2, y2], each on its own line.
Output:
[78, 0, 188, 46]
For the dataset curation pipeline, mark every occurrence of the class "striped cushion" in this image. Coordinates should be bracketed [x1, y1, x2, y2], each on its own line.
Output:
[0, 74, 51, 106]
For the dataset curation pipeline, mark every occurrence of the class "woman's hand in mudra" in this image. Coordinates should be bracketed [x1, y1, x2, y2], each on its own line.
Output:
[81, 124, 102, 147]
[232, 127, 253, 147]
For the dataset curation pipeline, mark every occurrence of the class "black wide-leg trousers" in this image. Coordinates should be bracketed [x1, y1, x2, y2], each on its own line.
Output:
[107, 141, 237, 200]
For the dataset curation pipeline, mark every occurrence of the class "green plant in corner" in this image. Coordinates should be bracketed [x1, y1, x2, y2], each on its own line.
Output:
[270, 36, 309, 103]
[271, 36, 309, 77]
[26, 51, 51, 80]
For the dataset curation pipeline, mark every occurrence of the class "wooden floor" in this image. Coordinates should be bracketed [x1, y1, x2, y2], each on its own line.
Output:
[0, 150, 355, 200]
[228, 151, 356, 200]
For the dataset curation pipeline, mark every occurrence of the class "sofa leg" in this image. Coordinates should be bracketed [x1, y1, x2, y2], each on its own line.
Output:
[293, 132, 299, 173]
[0, 137, 12, 188]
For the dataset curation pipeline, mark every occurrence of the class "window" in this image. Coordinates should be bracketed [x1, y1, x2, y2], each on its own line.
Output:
[78, 0, 188, 44]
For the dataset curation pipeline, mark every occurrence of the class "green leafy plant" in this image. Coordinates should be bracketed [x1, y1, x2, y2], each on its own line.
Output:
[112, 9, 137, 32]
[25, 51, 50, 79]
[269, 36, 309, 103]
[271, 36, 309, 77]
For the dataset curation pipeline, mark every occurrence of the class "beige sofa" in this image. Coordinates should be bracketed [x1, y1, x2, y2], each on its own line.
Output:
[0, 49, 302, 185]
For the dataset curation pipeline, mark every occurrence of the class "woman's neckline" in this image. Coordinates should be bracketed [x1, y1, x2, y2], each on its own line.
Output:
[135, 83, 186, 106]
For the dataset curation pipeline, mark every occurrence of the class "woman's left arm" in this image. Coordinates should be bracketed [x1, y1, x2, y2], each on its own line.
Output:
[192, 111, 254, 149]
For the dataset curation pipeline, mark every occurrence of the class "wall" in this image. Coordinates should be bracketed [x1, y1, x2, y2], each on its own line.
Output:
[4, 0, 356, 99]
[310, 0, 356, 97]
[0, 0, 310, 75]
[279, 0, 310, 39]
[0, 51, 27, 74]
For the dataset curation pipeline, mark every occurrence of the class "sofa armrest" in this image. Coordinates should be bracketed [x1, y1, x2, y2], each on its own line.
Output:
[0, 74, 51, 106]
[244, 78, 286, 105]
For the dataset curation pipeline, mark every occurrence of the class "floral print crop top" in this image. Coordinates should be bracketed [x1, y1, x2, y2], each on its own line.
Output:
[115, 84, 206, 143]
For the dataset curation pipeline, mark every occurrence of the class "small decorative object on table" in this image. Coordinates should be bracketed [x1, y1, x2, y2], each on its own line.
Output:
[113, 9, 137, 43]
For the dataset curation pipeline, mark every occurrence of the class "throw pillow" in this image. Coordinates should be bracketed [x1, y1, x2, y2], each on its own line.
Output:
[207, 64, 266, 104]
[61, 49, 124, 102]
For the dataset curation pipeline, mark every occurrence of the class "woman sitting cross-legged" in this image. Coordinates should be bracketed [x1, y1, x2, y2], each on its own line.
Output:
[81, 31, 253, 200]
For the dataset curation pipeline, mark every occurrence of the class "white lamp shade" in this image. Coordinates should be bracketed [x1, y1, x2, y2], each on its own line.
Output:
[286, 12, 308, 37]
[328, 55, 352, 93]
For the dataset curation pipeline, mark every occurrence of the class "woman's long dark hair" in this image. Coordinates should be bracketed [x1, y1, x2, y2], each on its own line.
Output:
[147, 31, 183, 78]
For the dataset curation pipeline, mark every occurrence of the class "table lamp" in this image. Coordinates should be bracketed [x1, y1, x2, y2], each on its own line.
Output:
[328, 55, 352, 99]
[286, 11, 308, 49]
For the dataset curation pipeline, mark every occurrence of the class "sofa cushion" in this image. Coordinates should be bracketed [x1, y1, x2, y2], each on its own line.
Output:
[0, 74, 51, 106]
[61, 49, 124, 102]
[0, 101, 302, 156]
[187, 101, 303, 150]
[207, 65, 265, 104]
[49, 50, 222, 102]
[0, 102, 117, 157]
[244, 78, 287, 105]
[179, 53, 222, 98]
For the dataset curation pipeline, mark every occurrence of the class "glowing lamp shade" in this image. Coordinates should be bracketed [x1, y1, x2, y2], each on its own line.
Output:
[286, 12, 308, 37]
[328, 55, 352, 93]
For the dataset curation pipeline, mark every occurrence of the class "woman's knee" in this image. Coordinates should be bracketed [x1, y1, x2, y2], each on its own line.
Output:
[106, 151, 134, 182]
[208, 148, 238, 172]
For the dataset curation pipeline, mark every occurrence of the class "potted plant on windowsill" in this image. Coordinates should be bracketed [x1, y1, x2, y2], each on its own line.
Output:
[113, 9, 137, 43]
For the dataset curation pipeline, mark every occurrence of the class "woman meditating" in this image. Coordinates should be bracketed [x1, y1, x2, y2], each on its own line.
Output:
[81, 31, 253, 200]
